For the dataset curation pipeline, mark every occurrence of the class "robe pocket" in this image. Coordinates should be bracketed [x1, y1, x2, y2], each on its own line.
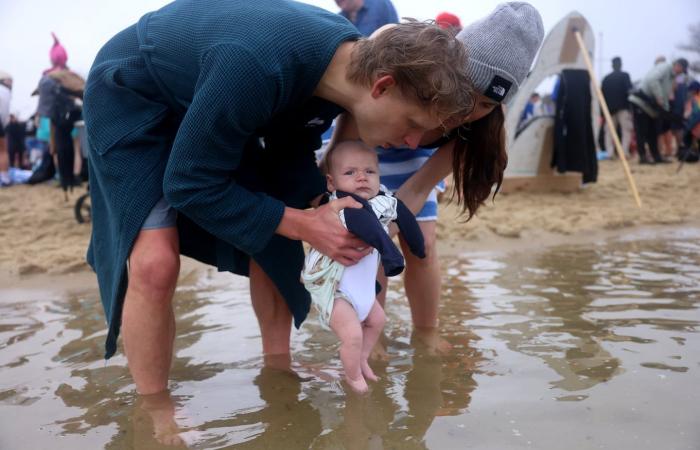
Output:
[85, 63, 170, 156]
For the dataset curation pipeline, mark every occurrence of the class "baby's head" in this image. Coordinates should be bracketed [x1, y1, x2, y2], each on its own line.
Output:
[324, 140, 380, 200]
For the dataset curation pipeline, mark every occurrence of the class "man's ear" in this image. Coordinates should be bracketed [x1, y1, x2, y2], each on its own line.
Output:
[326, 174, 336, 192]
[370, 74, 396, 99]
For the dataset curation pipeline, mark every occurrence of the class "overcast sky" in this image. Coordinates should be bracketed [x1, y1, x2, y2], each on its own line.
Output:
[1, 0, 698, 118]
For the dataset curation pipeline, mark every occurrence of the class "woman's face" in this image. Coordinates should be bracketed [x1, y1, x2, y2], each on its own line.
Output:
[417, 92, 500, 146]
[467, 93, 500, 122]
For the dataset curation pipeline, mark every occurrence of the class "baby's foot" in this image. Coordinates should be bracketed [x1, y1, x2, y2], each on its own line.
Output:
[370, 340, 391, 362]
[345, 374, 369, 394]
[361, 360, 379, 382]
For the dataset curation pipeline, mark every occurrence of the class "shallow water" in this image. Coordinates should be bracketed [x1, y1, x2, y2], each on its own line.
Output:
[1, 228, 699, 449]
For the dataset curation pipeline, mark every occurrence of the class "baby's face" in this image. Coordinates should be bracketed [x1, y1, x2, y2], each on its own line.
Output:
[327, 145, 381, 200]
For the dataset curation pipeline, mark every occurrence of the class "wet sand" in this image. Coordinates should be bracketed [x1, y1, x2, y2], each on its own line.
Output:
[1, 227, 699, 449]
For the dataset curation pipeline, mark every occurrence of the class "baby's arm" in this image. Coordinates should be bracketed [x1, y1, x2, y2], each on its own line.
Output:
[339, 192, 405, 277]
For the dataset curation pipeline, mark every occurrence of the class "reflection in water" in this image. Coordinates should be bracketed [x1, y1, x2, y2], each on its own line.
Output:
[1, 232, 699, 449]
[456, 238, 700, 394]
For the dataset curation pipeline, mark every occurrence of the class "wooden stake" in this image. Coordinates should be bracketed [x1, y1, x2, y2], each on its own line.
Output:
[574, 30, 642, 208]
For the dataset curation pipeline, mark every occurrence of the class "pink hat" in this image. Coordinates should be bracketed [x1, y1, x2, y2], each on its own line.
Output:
[436, 12, 462, 30]
[49, 32, 68, 69]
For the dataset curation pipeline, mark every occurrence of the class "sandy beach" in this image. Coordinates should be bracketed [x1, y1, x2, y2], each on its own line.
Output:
[1, 159, 698, 278]
[1, 160, 699, 450]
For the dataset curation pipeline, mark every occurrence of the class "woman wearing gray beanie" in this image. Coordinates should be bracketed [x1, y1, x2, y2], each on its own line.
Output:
[332, 3, 544, 346]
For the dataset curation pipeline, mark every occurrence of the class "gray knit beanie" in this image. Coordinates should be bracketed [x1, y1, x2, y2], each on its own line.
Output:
[456, 2, 544, 104]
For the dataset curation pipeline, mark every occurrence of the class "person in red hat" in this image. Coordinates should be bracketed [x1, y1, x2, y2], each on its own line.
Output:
[435, 12, 462, 33]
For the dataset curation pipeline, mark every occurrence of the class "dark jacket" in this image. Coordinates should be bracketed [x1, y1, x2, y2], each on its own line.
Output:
[83, 0, 360, 358]
[601, 69, 632, 114]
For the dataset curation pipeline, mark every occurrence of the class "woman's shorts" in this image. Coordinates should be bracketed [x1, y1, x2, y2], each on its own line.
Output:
[377, 148, 443, 221]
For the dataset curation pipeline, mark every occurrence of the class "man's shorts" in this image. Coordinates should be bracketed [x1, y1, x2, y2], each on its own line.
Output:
[141, 196, 177, 229]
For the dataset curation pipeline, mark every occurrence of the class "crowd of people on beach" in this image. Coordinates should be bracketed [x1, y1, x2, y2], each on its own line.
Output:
[516, 55, 700, 165]
[0, 34, 87, 190]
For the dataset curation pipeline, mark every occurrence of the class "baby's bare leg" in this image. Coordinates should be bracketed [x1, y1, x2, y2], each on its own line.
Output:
[360, 301, 386, 382]
[330, 298, 368, 394]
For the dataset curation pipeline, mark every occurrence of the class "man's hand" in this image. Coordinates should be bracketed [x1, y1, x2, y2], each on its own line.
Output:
[276, 196, 371, 266]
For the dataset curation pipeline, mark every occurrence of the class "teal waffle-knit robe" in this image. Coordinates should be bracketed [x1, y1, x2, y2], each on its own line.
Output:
[83, 0, 361, 358]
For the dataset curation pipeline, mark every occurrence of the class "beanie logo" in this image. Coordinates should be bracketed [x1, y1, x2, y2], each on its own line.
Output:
[484, 75, 512, 102]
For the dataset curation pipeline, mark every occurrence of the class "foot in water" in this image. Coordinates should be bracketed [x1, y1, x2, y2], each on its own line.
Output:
[137, 390, 185, 447]
[361, 360, 379, 382]
[345, 374, 369, 394]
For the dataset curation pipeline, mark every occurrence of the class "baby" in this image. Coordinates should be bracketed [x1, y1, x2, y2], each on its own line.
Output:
[302, 140, 425, 393]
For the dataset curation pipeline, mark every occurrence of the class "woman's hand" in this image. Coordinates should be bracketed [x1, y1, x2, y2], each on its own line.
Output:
[276, 196, 371, 266]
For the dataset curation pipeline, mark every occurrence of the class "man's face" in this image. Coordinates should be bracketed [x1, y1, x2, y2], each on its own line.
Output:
[335, 0, 363, 14]
[327, 145, 381, 200]
[352, 80, 443, 150]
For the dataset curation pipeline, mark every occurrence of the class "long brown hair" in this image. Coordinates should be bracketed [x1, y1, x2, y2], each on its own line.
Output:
[451, 106, 507, 220]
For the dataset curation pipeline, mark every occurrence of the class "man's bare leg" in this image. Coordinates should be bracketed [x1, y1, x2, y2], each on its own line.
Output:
[122, 227, 180, 395]
[249, 261, 292, 358]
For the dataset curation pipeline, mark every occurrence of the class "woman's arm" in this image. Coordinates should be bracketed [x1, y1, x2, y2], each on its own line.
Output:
[394, 139, 455, 215]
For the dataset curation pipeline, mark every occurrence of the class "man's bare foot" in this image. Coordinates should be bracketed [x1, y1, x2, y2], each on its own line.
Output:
[360, 360, 379, 382]
[138, 390, 186, 447]
[344, 374, 369, 394]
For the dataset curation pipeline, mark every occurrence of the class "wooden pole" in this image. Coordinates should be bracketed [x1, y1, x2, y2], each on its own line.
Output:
[573, 29, 642, 208]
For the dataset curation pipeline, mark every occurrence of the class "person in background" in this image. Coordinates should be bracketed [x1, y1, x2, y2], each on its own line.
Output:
[519, 92, 541, 125]
[0, 71, 11, 187]
[670, 70, 689, 154]
[335, 0, 398, 36]
[629, 57, 688, 164]
[680, 80, 700, 157]
[34, 33, 69, 174]
[6, 114, 27, 169]
[435, 12, 462, 33]
[601, 56, 633, 157]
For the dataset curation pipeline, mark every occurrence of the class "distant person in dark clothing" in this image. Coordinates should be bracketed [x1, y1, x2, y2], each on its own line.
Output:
[5, 114, 26, 168]
[335, 0, 398, 36]
[601, 56, 633, 157]
[0, 72, 11, 186]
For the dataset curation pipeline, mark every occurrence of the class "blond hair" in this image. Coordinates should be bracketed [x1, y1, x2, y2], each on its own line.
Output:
[347, 20, 474, 122]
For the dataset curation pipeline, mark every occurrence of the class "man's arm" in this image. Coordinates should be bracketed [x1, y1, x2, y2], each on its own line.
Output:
[163, 45, 367, 265]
